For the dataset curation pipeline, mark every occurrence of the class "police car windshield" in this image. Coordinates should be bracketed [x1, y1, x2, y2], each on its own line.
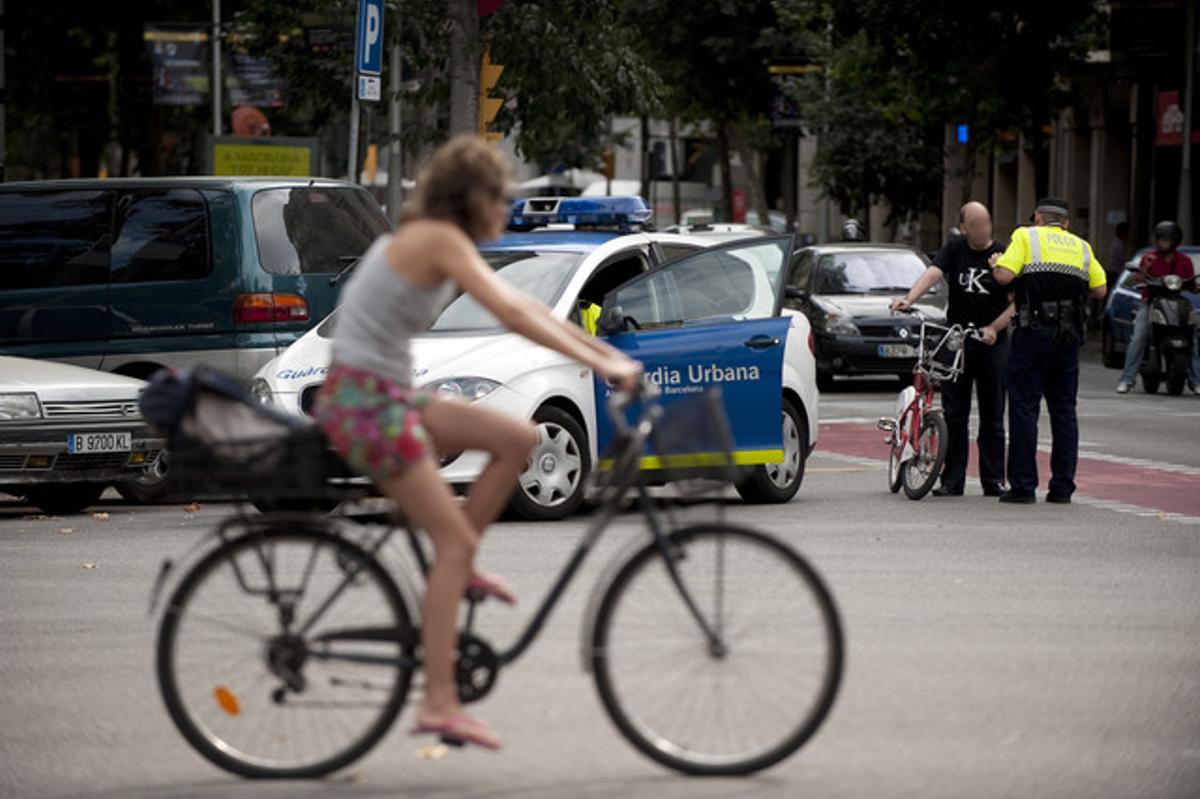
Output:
[814, 250, 938, 296]
[313, 251, 582, 338]
[429, 250, 583, 332]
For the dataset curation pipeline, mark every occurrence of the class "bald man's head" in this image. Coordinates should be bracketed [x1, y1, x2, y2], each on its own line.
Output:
[958, 201, 993, 250]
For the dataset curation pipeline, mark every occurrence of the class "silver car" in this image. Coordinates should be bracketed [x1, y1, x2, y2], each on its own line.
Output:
[0, 356, 165, 514]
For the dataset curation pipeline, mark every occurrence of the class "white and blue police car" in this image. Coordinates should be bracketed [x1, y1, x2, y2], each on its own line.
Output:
[251, 196, 819, 520]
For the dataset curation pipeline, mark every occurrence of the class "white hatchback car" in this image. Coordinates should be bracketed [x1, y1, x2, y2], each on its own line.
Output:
[0, 356, 165, 514]
[252, 202, 819, 520]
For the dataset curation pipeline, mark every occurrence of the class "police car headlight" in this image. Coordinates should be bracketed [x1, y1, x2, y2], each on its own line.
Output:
[249, 378, 273, 405]
[0, 392, 41, 421]
[824, 314, 860, 336]
[1165, 274, 1184, 291]
[425, 377, 501, 402]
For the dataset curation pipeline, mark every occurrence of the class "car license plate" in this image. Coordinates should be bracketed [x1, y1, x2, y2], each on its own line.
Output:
[68, 432, 132, 454]
[878, 344, 917, 358]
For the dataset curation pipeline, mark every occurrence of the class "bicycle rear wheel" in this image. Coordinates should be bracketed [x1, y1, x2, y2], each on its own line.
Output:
[887, 438, 904, 493]
[591, 523, 843, 776]
[157, 522, 415, 779]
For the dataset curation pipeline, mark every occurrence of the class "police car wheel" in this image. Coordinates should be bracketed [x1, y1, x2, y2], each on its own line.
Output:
[510, 407, 590, 521]
[736, 399, 806, 504]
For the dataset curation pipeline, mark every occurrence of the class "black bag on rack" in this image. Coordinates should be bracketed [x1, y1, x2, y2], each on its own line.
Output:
[139, 367, 342, 498]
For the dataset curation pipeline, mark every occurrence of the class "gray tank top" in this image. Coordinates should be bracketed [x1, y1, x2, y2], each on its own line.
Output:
[331, 235, 457, 385]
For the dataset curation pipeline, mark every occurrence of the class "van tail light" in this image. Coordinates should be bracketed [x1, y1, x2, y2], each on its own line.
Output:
[233, 293, 310, 324]
[808, 331, 815, 355]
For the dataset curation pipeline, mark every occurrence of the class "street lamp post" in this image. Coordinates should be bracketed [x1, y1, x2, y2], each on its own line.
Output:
[212, 0, 222, 137]
[0, 0, 6, 182]
[1179, 0, 1196, 242]
[387, 11, 403, 217]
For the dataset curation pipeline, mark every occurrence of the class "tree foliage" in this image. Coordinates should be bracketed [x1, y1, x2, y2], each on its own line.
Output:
[620, 0, 808, 219]
[487, 1, 661, 167]
[793, 0, 1102, 225]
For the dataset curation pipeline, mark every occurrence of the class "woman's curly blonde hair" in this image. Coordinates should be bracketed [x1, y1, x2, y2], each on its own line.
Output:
[399, 135, 512, 241]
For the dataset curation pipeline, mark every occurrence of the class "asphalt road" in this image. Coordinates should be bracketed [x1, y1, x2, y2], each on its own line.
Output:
[1, 351, 1198, 799]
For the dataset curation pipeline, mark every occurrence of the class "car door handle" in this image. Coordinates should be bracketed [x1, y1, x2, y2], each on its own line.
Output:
[743, 336, 781, 349]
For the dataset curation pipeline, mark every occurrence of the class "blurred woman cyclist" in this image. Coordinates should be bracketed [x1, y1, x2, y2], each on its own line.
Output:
[315, 135, 643, 750]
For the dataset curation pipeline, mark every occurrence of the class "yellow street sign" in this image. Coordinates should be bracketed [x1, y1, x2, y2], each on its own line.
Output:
[479, 47, 505, 136]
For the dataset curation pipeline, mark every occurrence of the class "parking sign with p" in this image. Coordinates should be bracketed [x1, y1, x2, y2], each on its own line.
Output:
[356, 0, 384, 77]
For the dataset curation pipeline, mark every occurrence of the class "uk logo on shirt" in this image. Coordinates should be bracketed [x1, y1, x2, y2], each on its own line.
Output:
[959, 268, 990, 294]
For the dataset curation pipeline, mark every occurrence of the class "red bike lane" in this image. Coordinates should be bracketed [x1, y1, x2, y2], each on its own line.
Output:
[816, 422, 1200, 518]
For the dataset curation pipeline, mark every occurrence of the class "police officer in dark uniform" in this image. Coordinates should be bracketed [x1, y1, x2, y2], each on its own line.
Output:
[991, 198, 1108, 503]
[891, 201, 1014, 496]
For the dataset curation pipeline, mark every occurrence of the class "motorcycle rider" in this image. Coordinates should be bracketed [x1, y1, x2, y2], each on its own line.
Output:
[1116, 221, 1200, 395]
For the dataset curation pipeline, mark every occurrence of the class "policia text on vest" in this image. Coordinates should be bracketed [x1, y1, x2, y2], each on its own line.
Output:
[991, 198, 1107, 504]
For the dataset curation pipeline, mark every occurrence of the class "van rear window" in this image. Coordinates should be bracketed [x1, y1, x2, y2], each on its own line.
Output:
[0, 191, 112, 289]
[252, 188, 389, 275]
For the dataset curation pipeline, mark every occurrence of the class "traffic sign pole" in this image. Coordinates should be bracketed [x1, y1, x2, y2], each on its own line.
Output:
[348, 94, 360, 182]
[349, 0, 384, 182]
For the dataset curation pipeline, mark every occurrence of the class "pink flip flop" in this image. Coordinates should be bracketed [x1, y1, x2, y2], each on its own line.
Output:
[465, 573, 516, 605]
[411, 713, 502, 750]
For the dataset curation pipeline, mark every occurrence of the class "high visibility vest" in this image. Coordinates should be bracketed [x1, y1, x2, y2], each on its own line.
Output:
[580, 302, 601, 336]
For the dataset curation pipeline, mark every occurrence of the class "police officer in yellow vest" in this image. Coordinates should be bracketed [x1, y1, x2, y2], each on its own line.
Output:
[991, 198, 1107, 504]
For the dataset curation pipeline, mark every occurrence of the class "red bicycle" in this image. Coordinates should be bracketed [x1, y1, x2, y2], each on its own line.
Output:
[877, 311, 980, 500]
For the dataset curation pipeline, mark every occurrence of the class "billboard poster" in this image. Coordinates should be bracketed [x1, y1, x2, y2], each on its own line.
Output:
[209, 136, 317, 177]
[145, 26, 210, 107]
[228, 53, 285, 109]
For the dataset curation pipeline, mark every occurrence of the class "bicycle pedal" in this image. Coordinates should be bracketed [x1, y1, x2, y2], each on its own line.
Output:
[439, 735, 466, 748]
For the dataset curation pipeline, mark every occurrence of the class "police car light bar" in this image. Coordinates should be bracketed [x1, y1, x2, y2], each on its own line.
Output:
[510, 196, 653, 231]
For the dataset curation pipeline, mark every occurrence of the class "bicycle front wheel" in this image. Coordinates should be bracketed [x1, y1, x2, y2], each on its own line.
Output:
[902, 410, 947, 500]
[591, 523, 843, 776]
[157, 522, 415, 779]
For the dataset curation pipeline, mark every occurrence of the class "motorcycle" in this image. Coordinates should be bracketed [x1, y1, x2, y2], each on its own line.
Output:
[1140, 273, 1199, 395]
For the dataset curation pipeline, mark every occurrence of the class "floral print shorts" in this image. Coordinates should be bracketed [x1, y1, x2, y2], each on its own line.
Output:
[315, 362, 434, 484]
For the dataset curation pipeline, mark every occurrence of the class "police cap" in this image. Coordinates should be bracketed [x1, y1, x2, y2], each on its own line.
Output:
[1030, 197, 1069, 221]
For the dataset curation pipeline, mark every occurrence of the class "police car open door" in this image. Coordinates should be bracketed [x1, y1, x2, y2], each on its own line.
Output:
[595, 235, 794, 470]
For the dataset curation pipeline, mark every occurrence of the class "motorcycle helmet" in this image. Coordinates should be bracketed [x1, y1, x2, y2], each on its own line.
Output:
[841, 218, 864, 242]
[1153, 220, 1183, 248]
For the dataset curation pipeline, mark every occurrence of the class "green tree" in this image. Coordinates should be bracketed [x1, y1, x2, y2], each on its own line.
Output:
[622, 0, 808, 222]
[793, 0, 1103, 229]
[486, 0, 660, 168]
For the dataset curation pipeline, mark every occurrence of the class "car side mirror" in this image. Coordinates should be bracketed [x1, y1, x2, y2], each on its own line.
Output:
[784, 286, 807, 302]
[598, 304, 628, 335]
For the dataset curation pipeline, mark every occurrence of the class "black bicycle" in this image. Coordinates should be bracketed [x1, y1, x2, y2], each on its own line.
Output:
[151, 383, 844, 779]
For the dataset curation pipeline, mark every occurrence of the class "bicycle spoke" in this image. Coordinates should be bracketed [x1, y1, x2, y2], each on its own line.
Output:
[594, 525, 842, 774]
[158, 530, 414, 778]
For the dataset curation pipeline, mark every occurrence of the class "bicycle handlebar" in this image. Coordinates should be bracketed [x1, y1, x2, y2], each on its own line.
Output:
[604, 377, 662, 436]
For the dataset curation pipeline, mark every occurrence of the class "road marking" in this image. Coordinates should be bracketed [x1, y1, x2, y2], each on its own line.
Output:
[813, 423, 1200, 522]
[808, 466, 870, 473]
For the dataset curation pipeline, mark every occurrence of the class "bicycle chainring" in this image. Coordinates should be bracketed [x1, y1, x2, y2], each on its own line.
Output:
[455, 633, 499, 704]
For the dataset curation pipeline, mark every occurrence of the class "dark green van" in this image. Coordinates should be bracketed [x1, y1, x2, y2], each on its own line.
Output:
[0, 178, 389, 381]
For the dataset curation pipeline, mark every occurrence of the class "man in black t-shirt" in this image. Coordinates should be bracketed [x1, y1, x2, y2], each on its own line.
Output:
[890, 202, 1015, 496]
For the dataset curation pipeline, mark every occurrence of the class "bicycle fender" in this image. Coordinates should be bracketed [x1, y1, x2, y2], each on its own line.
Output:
[146, 511, 339, 616]
[146, 516, 246, 616]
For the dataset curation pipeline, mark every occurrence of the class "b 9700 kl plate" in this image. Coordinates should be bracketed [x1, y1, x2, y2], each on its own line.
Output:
[68, 432, 132, 454]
